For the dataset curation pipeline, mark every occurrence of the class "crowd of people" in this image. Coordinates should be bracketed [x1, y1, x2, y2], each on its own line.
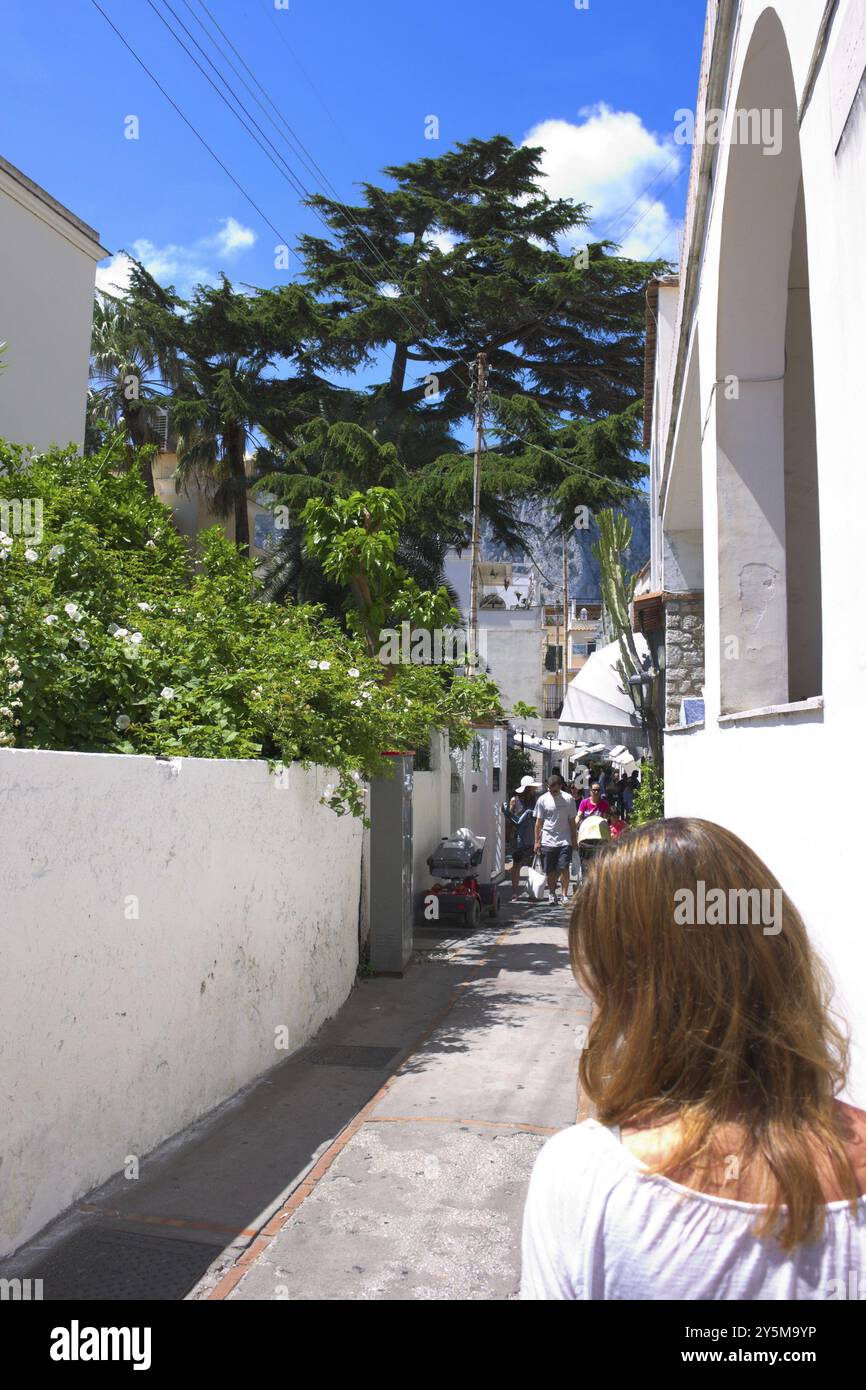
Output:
[503, 763, 638, 902]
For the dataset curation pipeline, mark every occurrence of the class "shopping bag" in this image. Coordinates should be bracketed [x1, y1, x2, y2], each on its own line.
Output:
[526, 854, 547, 900]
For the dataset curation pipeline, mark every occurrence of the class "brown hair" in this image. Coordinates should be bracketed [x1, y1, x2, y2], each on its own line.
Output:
[569, 817, 858, 1249]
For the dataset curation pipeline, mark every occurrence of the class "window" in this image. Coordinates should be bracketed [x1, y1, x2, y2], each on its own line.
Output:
[545, 644, 562, 672]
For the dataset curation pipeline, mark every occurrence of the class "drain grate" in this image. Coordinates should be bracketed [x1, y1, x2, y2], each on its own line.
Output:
[24, 1226, 215, 1301]
[305, 1043, 401, 1069]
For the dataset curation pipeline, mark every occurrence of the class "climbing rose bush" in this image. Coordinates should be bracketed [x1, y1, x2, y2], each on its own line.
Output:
[0, 439, 502, 815]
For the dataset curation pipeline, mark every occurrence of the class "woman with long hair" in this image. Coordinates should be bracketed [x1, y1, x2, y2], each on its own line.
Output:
[521, 818, 866, 1298]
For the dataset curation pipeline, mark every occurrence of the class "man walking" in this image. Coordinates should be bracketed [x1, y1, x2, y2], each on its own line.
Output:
[533, 771, 577, 904]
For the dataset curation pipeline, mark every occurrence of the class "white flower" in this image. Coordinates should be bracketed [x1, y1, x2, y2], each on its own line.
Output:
[129, 632, 143, 645]
[308, 659, 318, 669]
[64, 603, 80, 621]
[351, 699, 362, 707]
[362, 691, 372, 700]
[44, 615, 59, 625]
[115, 714, 131, 731]
[0, 536, 13, 550]
[0, 706, 13, 719]
[319, 660, 331, 671]
[321, 784, 335, 802]
[137, 602, 152, 612]
[24, 549, 38, 562]
[73, 634, 89, 650]
[145, 540, 156, 549]
[112, 627, 129, 639]
[48, 544, 65, 560]
[347, 668, 360, 678]
[160, 686, 175, 700]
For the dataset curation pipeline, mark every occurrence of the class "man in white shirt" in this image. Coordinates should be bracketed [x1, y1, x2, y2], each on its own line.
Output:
[533, 771, 578, 904]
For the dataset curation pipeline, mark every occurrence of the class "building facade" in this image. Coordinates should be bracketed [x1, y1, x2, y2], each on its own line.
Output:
[648, 0, 866, 1102]
[0, 157, 106, 451]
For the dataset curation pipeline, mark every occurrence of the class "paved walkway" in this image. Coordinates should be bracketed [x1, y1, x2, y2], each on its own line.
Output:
[1, 887, 590, 1302]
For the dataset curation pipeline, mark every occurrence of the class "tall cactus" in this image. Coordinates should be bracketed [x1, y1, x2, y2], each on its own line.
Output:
[592, 509, 662, 767]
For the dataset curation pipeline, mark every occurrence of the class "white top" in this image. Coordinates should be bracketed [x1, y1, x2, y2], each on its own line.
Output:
[521, 1119, 866, 1300]
[533, 791, 576, 848]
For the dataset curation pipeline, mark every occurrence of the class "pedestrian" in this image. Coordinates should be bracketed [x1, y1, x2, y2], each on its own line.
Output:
[502, 784, 539, 899]
[533, 771, 577, 905]
[621, 775, 634, 820]
[521, 818, 866, 1299]
[577, 783, 610, 825]
[607, 806, 628, 839]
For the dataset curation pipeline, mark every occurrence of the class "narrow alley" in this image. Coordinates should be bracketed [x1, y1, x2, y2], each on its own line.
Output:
[1, 891, 590, 1302]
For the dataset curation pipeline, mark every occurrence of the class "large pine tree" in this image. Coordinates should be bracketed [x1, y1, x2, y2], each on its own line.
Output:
[297, 134, 664, 528]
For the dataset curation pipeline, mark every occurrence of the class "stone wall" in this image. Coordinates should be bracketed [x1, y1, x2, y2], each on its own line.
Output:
[665, 597, 705, 726]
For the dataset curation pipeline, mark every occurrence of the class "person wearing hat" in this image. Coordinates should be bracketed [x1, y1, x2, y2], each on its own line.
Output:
[504, 777, 541, 898]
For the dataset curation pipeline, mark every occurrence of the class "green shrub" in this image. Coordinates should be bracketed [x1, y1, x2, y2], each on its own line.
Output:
[0, 437, 502, 815]
[631, 759, 664, 825]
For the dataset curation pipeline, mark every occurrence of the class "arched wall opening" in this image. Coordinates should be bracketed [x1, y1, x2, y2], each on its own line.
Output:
[715, 7, 822, 714]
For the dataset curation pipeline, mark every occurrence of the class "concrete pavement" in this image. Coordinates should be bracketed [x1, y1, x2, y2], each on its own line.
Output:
[0, 887, 591, 1301]
[202, 890, 590, 1301]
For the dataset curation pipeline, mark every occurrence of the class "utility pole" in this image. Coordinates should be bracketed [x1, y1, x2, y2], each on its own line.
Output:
[468, 352, 487, 669]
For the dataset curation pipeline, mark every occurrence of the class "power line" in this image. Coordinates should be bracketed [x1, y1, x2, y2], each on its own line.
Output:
[91, 0, 647, 495]
[88, 0, 295, 249]
[144, 0, 447, 364]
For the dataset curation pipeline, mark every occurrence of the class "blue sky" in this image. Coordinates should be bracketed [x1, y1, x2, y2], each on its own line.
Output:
[3, 0, 706, 299]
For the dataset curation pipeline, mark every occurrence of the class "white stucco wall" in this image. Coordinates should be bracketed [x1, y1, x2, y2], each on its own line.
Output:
[0, 748, 363, 1257]
[665, 719, 866, 1106]
[0, 161, 104, 452]
[658, 0, 866, 1104]
[481, 611, 544, 721]
[411, 732, 451, 913]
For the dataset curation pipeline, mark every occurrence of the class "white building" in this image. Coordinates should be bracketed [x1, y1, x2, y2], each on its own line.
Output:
[647, 0, 866, 1102]
[0, 156, 106, 451]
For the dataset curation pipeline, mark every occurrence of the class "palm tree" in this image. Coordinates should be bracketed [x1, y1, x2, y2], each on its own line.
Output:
[123, 269, 325, 556]
[88, 292, 176, 493]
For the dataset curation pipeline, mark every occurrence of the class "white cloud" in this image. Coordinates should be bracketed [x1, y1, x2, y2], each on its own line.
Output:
[523, 104, 684, 260]
[212, 216, 257, 256]
[95, 217, 258, 298]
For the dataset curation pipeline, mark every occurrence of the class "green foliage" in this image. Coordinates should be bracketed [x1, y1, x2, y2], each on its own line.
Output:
[631, 761, 664, 826]
[301, 486, 459, 658]
[0, 438, 502, 815]
[510, 701, 539, 720]
[593, 507, 662, 767]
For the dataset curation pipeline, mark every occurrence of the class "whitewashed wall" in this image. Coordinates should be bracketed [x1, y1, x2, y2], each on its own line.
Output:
[411, 732, 451, 917]
[0, 748, 363, 1257]
[657, 0, 866, 1107]
[665, 721, 866, 1106]
[0, 159, 104, 452]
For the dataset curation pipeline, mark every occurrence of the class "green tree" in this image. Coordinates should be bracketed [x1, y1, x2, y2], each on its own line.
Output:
[301, 486, 459, 671]
[299, 135, 662, 522]
[123, 266, 329, 555]
[88, 292, 177, 493]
